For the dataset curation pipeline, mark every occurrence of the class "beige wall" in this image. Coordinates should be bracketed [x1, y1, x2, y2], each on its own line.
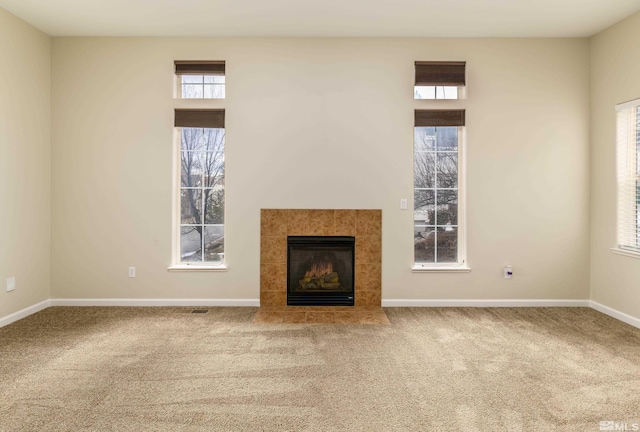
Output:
[590, 11, 640, 319]
[50, 37, 591, 301]
[0, 8, 51, 317]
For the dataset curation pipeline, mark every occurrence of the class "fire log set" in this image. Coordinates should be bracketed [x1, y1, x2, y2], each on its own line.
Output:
[299, 260, 341, 290]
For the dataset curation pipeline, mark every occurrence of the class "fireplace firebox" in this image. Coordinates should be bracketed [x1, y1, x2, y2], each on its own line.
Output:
[287, 236, 355, 306]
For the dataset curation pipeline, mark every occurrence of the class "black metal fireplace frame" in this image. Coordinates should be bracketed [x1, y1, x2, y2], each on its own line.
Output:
[287, 236, 355, 306]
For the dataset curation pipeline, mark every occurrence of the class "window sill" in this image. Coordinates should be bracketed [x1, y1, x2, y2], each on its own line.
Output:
[167, 264, 228, 272]
[411, 265, 471, 273]
[610, 248, 640, 260]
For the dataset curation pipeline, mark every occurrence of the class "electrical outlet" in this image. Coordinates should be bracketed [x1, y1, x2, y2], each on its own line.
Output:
[128, 267, 136, 278]
[400, 198, 408, 210]
[504, 265, 513, 279]
[6, 277, 15, 292]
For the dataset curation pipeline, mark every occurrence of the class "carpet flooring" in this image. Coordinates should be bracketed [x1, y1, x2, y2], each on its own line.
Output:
[0, 307, 639, 431]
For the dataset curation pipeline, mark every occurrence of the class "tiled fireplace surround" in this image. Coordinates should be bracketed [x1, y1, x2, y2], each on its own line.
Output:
[258, 209, 387, 324]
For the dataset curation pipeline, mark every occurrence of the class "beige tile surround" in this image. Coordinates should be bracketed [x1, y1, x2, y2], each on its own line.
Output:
[260, 209, 382, 308]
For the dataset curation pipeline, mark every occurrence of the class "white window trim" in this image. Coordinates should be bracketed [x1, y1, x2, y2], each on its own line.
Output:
[413, 127, 467, 269]
[614, 97, 640, 255]
[610, 247, 640, 260]
[616, 98, 640, 111]
[168, 264, 228, 272]
[171, 128, 181, 268]
[411, 264, 471, 273]
[169, 128, 226, 271]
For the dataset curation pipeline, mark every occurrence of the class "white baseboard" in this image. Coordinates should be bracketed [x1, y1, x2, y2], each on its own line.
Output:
[49, 298, 260, 307]
[0, 300, 51, 328]
[382, 299, 591, 307]
[4, 298, 639, 331]
[44, 298, 592, 308]
[590, 301, 640, 330]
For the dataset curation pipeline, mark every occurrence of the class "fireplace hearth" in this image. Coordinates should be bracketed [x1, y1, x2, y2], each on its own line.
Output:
[287, 236, 355, 306]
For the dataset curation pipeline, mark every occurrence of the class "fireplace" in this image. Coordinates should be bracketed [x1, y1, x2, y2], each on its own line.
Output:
[287, 236, 355, 306]
[260, 209, 381, 308]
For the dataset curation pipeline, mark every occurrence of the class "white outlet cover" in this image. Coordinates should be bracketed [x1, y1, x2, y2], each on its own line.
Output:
[6, 277, 15, 292]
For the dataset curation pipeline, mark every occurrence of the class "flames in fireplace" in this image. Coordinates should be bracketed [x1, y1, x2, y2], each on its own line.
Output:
[300, 259, 341, 290]
[305, 261, 333, 278]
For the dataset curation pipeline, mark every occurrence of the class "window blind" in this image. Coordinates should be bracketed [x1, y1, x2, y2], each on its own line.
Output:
[415, 62, 466, 86]
[175, 109, 225, 129]
[415, 109, 465, 127]
[174, 61, 225, 75]
[616, 98, 640, 252]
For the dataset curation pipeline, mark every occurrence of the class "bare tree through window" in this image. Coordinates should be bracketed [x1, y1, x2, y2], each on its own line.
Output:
[181, 75, 225, 99]
[414, 126, 459, 263]
[180, 127, 225, 263]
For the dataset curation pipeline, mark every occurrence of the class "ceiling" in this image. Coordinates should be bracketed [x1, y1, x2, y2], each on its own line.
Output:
[0, 0, 639, 38]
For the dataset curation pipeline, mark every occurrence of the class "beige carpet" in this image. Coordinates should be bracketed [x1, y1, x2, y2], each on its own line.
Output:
[0, 307, 639, 431]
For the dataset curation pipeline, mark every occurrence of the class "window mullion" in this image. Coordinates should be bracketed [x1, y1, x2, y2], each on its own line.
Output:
[200, 180, 204, 262]
[434, 128, 439, 263]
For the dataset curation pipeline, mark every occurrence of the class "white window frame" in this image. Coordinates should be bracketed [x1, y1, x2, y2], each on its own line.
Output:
[414, 85, 466, 100]
[167, 104, 228, 272]
[612, 97, 640, 259]
[169, 126, 227, 271]
[175, 75, 226, 100]
[174, 60, 226, 100]
[414, 61, 466, 101]
[412, 126, 469, 272]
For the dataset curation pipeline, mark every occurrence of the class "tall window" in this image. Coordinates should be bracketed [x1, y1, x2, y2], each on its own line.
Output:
[414, 110, 465, 266]
[175, 61, 225, 99]
[616, 98, 640, 254]
[414, 61, 465, 100]
[174, 109, 225, 265]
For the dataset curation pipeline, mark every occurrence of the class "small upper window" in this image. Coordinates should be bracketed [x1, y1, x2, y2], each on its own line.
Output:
[175, 61, 225, 99]
[414, 61, 465, 100]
